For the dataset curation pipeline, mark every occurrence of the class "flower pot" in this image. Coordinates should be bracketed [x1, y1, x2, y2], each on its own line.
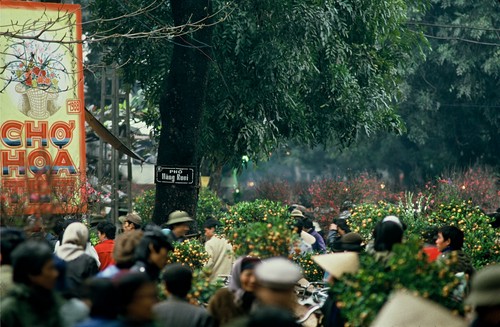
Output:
[15, 84, 57, 119]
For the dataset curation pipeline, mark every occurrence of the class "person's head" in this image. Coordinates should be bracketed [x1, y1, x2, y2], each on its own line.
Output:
[436, 225, 464, 252]
[120, 212, 142, 232]
[229, 256, 261, 293]
[302, 218, 314, 232]
[114, 272, 157, 323]
[0, 227, 26, 265]
[293, 219, 304, 235]
[373, 216, 404, 252]
[97, 221, 116, 242]
[161, 263, 192, 298]
[135, 227, 173, 269]
[340, 201, 354, 212]
[465, 264, 500, 326]
[254, 257, 302, 310]
[83, 277, 117, 319]
[113, 230, 144, 269]
[290, 209, 305, 220]
[334, 219, 351, 235]
[332, 232, 363, 253]
[203, 218, 220, 240]
[166, 210, 194, 238]
[12, 240, 58, 290]
[289, 204, 307, 214]
[61, 222, 88, 247]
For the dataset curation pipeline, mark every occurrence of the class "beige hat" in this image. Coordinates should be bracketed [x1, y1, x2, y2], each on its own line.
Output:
[255, 257, 302, 290]
[291, 209, 305, 218]
[465, 264, 500, 307]
[312, 252, 359, 279]
[119, 212, 142, 226]
[370, 291, 467, 327]
[300, 230, 316, 245]
[167, 210, 194, 225]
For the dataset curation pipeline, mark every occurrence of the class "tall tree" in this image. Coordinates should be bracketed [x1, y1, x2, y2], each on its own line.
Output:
[90, 0, 427, 222]
[90, 0, 213, 223]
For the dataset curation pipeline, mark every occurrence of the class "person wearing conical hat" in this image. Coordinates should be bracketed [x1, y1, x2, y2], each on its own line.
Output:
[465, 264, 500, 327]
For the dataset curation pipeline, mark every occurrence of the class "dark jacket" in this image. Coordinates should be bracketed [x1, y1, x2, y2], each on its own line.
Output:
[154, 296, 215, 327]
[130, 261, 161, 281]
[439, 249, 474, 276]
[0, 284, 63, 327]
[65, 254, 99, 295]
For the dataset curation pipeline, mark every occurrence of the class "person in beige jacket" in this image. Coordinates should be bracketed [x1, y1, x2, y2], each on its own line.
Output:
[203, 218, 234, 282]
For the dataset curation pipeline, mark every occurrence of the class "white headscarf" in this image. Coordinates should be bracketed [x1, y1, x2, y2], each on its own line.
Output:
[55, 222, 88, 262]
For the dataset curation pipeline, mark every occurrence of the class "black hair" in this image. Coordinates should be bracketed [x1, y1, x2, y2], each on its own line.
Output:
[203, 218, 220, 230]
[162, 263, 192, 298]
[0, 227, 26, 265]
[373, 221, 403, 252]
[135, 226, 173, 263]
[334, 219, 351, 234]
[303, 218, 314, 230]
[293, 219, 304, 234]
[12, 240, 54, 285]
[83, 278, 117, 319]
[114, 272, 155, 315]
[438, 225, 464, 250]
[97, 221, 116, 240]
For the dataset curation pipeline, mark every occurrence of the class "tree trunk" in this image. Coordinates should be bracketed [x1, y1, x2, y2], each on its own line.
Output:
[152, 0, 213, 225]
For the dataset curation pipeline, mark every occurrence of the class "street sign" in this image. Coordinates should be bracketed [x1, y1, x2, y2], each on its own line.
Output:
[155, 166, 196, 185]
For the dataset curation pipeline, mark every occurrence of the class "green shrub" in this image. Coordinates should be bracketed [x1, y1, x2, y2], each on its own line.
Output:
[134, 189, 155, 223]
[427, 200, 500, 268]
[220, 200, 294, 258]
[292, 252, 324, 282]
[220, 199, 291, 232]
[349, 202, 409, 242]
[196, 188, 223, 230]
[331, 237, 463, 327]
[187, 267, 224, 305]
[166, 238, 209, 270]
[227, 220, 295, 258]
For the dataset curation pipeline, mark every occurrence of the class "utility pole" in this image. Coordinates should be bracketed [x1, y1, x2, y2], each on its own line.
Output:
[98, 65, 132, 222]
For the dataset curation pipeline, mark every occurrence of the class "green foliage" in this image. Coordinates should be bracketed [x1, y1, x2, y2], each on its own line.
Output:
[134, 189, 155, 223]
[349, 202, 406, 242]
[227, 221, 295, 259]
[89, 229, 99, 247]
[166, 238, 209, 270]
[220, 200, 294, 258]
[200, 0, 427, 168]
[331, 237, 463, 327]
[292, 252, 324, 282]
[427, 201, 500, 268]
[220, 199, 291, 231]
[196, 188, 224, 230]
[187, 267, 224, 305]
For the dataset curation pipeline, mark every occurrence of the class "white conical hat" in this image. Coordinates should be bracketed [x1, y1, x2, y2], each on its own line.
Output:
[300, 230, 316, 245]
[312, 252, 359, 278]
[370, 291, 467, 327]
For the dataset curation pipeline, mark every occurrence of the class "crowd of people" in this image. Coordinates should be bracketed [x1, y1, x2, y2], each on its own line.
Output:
[0, 202, 499, 327]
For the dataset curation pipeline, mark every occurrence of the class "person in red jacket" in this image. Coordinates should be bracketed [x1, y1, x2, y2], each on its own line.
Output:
[95, 222, 116, 271]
